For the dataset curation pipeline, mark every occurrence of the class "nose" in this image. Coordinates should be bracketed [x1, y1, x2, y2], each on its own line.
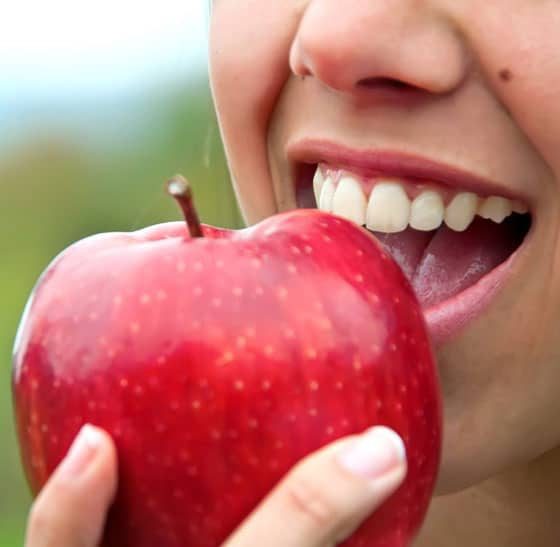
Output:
[290, 0, 468, 97]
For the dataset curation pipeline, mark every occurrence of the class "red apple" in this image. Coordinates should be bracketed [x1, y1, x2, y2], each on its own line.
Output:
[13, 176, 441, 547]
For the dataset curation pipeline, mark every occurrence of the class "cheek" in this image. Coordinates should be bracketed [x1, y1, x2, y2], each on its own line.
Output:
[465, 3, 560, 178]
[209, 1, 303, 223]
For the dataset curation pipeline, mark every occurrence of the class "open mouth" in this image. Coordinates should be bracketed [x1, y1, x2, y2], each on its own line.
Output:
[293, 158, 532, 344]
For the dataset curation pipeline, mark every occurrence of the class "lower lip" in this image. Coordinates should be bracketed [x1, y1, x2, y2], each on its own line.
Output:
[421, 231, 530, 347]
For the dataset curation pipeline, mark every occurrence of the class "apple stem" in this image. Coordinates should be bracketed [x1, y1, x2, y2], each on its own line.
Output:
[167, 175, 204, 238]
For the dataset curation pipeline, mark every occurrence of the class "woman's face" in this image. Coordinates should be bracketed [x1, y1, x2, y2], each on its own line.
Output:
[209, 0, 560, 494]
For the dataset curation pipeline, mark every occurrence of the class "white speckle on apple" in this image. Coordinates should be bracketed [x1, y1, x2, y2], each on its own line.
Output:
[31, 379, 39, 391]
[232, 287, 243, 297]
[335, 381, 344, 390]
[317, 318, 332, 331]
[212, 297, 222, 308]
[376, 400, 383, 409]
[400, 384, 408, 394]
[98, 336, 107, 347]
[309, 408, 318, 417]
[356, 249, 364, 257]
[87, 401, 96, 411]
[264, 345, 275, 357]
[192, 320, 201, 329]
[323, 235, 332, 243]
[173, 489, 185, 499]
[193, 286, 203, 297]
[192, 400, 201, 409]
[129, 322, 140, 334]
[156, 356, 167, 365]
[305, 347, 318, 359]
[370, 293, 380, 304]
[262, 379, 271, 390]
[234, 380, 245, 391]
[288, 414, 297, 423]
[304, 245, 313, 254]
[390, 343, 397, 352]
[341, 418, 350, 428]
[394, 296, 401, 304]
[309, 380, 319, 391]
[394, 402, 403, 412]
[134, 385, 144, 396]
[140, 293, 151, 304]
[113, 295, 123, 306]
[284, 328, 295, 339]
[199, 378, 209, 388]
[40, 423, 48, 433]
[177, 261, 186, 272]
[156, 289, 167, 300]
[251, 258, 262, 268]
[216, 259, 224, 268]
[211, 429, 222, 440]
[107, 348, 116, 359]
[248, 418, 259, 429]
[194, 262, 203, 272]
[371, 343, 381, 355]
[255, 286, 264, 296]
[290, 245, 301, 255]
[236, 336, 247, 348]
[89, 312, 98, 321]
[277, 287, 288, 301]
[326, 426, 335, 436]
[179, 449, 190, 462]
[155, 423, 166, 434]
[287, 263, 298, 274]
[232, 474, 243, 484]
[353, 356, 363, 371]
[187, 466, 198, 477]
[216, 351, 234, 367]
[50, 435, 59, 446]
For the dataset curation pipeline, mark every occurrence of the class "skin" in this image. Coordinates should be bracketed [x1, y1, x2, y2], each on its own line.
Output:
[25, 1, 560, 546]
[209, 0, 560, 544]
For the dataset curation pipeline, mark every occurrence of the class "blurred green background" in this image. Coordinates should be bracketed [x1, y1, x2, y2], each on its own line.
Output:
[1, 2, 241, 544]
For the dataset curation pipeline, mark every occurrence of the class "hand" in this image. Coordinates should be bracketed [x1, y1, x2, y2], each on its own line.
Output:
[25, 424, 406, 547]
[25, 425, 117, 547]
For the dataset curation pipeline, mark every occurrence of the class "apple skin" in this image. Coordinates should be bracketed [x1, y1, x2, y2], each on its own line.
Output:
[13, 209, 441, 547]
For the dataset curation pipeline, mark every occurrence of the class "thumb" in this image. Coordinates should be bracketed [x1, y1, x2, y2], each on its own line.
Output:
[26, 424, 118, 547]
[224, 426, 407, 547]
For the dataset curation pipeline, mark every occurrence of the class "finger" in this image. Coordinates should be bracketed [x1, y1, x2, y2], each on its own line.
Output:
[26, 424, 118, 547]
[224, 426, 407, 547]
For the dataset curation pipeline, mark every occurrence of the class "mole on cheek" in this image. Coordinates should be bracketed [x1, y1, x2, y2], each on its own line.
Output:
[499, 68, 513, 83]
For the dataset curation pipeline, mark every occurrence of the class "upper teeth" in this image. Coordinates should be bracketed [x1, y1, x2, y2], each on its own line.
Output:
[313, 167, 527, 233]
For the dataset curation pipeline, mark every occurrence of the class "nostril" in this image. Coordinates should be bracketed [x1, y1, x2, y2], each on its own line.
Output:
[357, 77, 416, 91]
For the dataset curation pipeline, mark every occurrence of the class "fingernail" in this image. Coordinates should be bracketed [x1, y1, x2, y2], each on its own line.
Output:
[337, 426, 406, 479]
[60, 424, 104, 477]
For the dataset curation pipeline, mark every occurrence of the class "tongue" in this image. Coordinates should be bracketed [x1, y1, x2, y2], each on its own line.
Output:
[373, 217, 525, 308]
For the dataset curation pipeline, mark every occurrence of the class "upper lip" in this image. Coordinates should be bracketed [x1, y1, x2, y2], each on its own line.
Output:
[287, 138, 529, 203]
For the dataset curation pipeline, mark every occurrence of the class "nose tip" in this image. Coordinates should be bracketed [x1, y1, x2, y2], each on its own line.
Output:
[289, 1, 468, 98]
